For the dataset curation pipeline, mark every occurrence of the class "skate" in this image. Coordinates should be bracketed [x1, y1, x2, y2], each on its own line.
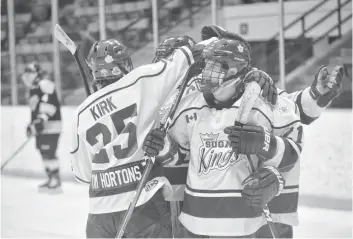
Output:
[47, 174, 63, 195]
[38, 179, 50, 193]
[38, 168, 62, 194]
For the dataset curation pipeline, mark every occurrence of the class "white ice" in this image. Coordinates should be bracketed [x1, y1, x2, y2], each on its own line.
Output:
[1, 176, 352, 238]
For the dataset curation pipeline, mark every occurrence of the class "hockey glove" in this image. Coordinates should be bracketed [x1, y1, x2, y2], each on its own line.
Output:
[192, 37, 218, 62]
[224, 122, 277, 160]
[26, 118, 44, 137]
[242, 166, 285, 210]
[310, 65, 344, 107]
[143, 128, 166, 157]
[201, 25, 243, 41]
[244, 68, 278, 105]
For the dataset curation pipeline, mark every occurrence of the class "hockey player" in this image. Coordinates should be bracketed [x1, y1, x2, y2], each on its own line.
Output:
[143, 36, 303, 237]
[157, 26, 344, 238]
[151, 28, 344, 237]
[145, 33, 344, 237]
[21, 61, 62, 193]
[70, 37, 217, 238]
[200, 25, 344, 238]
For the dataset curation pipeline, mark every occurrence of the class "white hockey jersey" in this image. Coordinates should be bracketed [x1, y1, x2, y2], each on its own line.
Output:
[168, 91, 303, 236]
[159, 79, 320, 204]
[157, 75, 201, 201]
[70, 46, 194, 214]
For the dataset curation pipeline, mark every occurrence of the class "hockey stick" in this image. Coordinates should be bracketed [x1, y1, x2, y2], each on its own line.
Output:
[235, 81, 278, 238]
[263, 205, 279, 238]
[116, 67, 193, 239]
[53, 24, 92, 96]
[1, 137, 32, 171]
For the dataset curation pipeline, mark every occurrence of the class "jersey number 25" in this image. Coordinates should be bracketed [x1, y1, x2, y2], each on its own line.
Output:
[86, 104, 138, 164]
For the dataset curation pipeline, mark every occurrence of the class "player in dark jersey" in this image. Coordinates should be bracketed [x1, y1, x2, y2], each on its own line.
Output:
[21, 61, 62, 193]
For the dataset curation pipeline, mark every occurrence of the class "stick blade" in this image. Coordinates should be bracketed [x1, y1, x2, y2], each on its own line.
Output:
[54, 24, 77, 55]
[236, 81, 261, 124]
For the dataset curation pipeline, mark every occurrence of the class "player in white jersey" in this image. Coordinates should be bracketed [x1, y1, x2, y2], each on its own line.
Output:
[152, 26, 344, 238]
[144, 33, 344, 237]
[70, 37, 218, 238]
[198, 25, 345, 238]
[143, 36, 302, 237]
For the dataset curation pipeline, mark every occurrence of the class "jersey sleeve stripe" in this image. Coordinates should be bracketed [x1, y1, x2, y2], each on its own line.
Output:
[287, 137, 302, 154]
[178, 144, 190, 151]
[278, 89, 286, 95]
[296, 91, 318, 125]
[278, 138, 300, 172]
[70, 135, 80, 154]
[264, 137, 285, 168]
[179, 46, 194, 66]
[74, 175, 90, 184]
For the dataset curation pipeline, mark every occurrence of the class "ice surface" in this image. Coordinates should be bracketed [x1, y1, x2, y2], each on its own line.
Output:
[1, 176, 352, 238]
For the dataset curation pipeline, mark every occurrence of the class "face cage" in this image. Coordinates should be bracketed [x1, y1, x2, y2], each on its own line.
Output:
[197, 58, 249, 92]
[197, 59, 228, 93]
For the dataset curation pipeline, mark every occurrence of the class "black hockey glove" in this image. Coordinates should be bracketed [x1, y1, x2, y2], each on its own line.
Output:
[191, 37, 218, 62]
[143, 128, 166, 157]
[244, 68, 278, 105]
[224, 122, 277, 161]
[201, 25, 243, 41]
[310, 65, 344, 107]
[26, 118, 45, 137]
[242, 166, 285, 211]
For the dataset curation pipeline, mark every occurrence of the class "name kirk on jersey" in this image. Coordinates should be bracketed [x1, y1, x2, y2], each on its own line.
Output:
[90, 162, 142, 191]
[90, 96, 117, 121]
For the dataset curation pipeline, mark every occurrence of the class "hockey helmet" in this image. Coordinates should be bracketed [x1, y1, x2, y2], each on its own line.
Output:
[21, 61, 43, 88]
[87, 39, 133, 90]
[198, 38, 252, 104]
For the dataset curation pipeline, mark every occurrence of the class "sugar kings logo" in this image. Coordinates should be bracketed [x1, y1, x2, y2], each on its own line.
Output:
[198, 133, 241, 175]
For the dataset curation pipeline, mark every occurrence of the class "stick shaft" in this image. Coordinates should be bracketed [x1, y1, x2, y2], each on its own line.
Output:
[54, 24, 92, 96]
[1, 137, 31, 171]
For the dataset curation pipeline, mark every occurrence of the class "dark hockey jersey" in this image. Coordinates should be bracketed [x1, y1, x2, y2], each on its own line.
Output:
[28, 78, 61, 134]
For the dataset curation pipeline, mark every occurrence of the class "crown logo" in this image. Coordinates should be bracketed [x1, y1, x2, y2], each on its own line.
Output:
[200, 132, 219, 142]
[237, 44, 244, 53]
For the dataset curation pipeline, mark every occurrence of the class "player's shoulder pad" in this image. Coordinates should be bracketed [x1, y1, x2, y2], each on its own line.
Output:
[38, 79, 55, 94]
